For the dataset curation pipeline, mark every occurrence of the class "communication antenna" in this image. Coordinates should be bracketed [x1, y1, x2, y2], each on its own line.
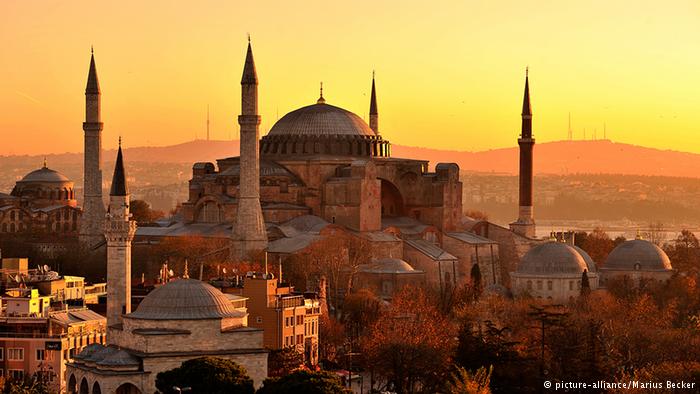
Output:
[206, 105, 210, 141]
[568, 112, 572, 141]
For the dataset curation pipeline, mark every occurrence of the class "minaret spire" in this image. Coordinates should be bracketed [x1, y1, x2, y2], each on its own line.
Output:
[105, 138, 136, 327]
[510, 68, 536, 238]
[232, 39, 268, 260]
[369, 71, 379, 134]
[79, 48, 106, 248]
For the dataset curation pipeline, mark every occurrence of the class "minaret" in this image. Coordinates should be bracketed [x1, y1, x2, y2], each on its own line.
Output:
[79, 48, 107, 248]
[369, 71, 379, 134]
[104, 140, 136, 327]
[510, 69, 536, 238]
[231, 39, 268, 260]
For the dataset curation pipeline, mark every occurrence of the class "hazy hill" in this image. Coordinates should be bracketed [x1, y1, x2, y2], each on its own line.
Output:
[2, 139, 700, 178]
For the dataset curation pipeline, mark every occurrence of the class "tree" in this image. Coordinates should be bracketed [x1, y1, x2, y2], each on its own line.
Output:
[268, 347, 305, 377]
[342, 288, 382, 337]
[644, 221, 666, 246]
[360, 286, 455, 393]
[445, 366, 492, 394]
[664, 229, 700, 276]
[256, 370, 350, 394]
[155, 357, 254, 394]
[470, 263, 483, 299]
[1, 375, 50, 394]
[581, 269, 591, 297]
[129, 199, 164, 225]
[581, 228, 615, 265]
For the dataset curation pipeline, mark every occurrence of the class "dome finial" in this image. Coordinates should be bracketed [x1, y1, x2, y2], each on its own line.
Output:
[636, 229, 643, 240]
[317, 81, 326, 104]
[43, 156, 47, 168]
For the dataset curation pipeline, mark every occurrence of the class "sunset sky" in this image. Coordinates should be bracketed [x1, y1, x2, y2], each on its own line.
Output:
[2, 0, 699, 155]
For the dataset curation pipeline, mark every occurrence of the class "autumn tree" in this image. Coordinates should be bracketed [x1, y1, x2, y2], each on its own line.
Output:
[360, 286, 455, 393]
[129, 199, 164, 225]
[445, 366, 492, 394]
[664, 229, 700, 276]
[268, 347, 305, 377]
[342, 288, 382, 338]
[580, 228, 615, 264]
[155, 357, 254, 394]
[256, 370, 350, 394]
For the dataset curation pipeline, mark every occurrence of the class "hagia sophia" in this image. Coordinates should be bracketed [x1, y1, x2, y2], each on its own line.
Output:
[0, 40, 676, 304]
[0, 40, 680, 394]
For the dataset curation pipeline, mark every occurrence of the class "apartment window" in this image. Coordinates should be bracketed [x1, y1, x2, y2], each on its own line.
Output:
[256, 316, 263, 324]
[547, 281, 553, 291]
[296, 315, 304, 325]
[8, 348, 23, 361]
[536, 281, 542, 290]
[312, 321, 316, 335]
[36, 349, 45, 361]
[9, 370, 24, 380]
[0, 347, 4, 360]
[297, 334, 304, 344]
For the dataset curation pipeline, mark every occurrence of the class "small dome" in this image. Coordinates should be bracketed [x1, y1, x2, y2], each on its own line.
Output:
[18, 167, 71, 184]
[128, 279, 242, 320]
[604, 239, 672, 271]
[517, 241, 588, 275]
[268, 103, 375, 137]
[359, 258, 418, 274]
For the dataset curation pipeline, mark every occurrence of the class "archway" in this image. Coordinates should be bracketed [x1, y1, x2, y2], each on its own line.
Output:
[68, 374, 77, 394]
[116, 383, 142, 394]
[79, 378, 89, 394]
[380, 179, 404, 217]
[92, 382, 102, 394]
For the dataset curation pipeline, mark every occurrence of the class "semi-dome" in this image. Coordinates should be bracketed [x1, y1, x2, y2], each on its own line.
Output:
[359, 258, 419, 274]
[128, 279, 243, 320]
[604, 239, 672, 271]
[268, 103, 375, 137]
[18, 166, 71, 184]
[517, 241, 588, 275]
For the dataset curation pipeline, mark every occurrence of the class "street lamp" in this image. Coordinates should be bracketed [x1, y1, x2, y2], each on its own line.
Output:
[172, 387, 191, 393]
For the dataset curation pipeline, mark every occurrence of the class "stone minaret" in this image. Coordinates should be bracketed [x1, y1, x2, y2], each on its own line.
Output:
[369, 72, 379, 134]
[510, 69, 536, 238]
[231, 40, 267, 260]
[79, 49, 106, 248]
[104, 141, 136, 326]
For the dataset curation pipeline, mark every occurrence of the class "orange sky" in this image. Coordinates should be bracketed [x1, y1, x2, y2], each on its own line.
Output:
[2, 0, 700, 155]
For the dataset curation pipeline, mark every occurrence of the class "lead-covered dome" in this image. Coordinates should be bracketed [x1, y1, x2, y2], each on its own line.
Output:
[268, 103, 375, 137]
[128, 279, 242, 320]
[18, 167, 71, 184]
[260, 98, 390, 159]
[359, 258, 419, 274]
[517, 242, 588, 275]
[604, 239, 672, 271]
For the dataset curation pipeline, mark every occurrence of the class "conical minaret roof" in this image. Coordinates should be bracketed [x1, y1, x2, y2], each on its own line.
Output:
[369, 74, 378, 115]
[86, 50, 101, 94]
[522, 69, 532, 116]
[241, 40, 258, 85]
[110, 140, 128, 196]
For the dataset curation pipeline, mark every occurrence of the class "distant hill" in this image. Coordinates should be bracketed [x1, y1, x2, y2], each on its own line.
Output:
[2, 139, 700, 178]
[393, 139, 700, 178]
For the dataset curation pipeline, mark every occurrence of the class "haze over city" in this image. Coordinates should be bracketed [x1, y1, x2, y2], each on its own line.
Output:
[3, 0, 700, 155]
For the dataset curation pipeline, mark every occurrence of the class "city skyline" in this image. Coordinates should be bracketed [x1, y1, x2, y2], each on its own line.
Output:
[2, 0, 700, 155]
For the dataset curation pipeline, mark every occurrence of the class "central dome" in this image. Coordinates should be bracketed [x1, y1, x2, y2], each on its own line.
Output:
[128, 279, 242, 320]
[268, 103, 375, 137]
